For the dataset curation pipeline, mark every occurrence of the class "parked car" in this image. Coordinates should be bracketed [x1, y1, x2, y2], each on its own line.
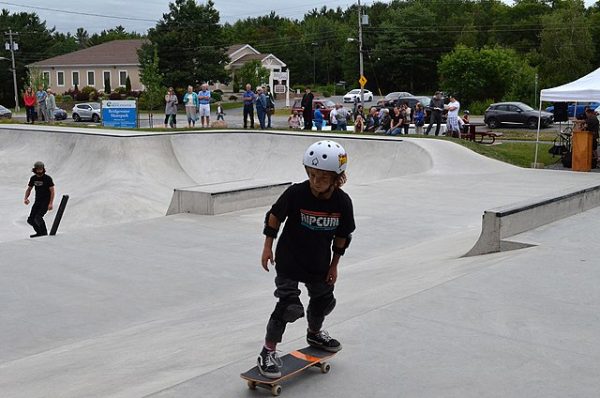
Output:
[0, 105, 12, 119]
[53, 107, 68, 121]
[291, 98, 336, 122]
[343, 89, 373, 103]
[485, 102, 553, 129]
[377, 91, 413, 107]
[72, 102, 101, 122]
[545, 102, 600, 119]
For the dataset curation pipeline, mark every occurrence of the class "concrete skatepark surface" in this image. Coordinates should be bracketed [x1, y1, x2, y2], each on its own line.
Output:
[1, 125, 599, 397]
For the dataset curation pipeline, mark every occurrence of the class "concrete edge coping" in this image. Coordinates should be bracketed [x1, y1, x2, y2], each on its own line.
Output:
[166, 180, 292, 216]
[464, 183, 600, 257]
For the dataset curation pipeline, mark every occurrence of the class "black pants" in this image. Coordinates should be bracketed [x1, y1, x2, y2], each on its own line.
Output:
[243, 106, 254, 128]
[26, 106, 35, 123]
[303, 109, 313, 130]
[265, 275, 335, 343]
[28, 201, 48, 235]
[164, 114, 176, 127]
[425, 112, 442, 136]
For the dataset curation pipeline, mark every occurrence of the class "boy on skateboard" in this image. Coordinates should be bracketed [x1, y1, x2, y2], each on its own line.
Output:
[258, 140, 356, 378]
[24, 161, 55, 238]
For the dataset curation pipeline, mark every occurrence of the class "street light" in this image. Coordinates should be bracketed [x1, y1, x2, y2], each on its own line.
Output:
[0, 56, 18, 112]
[311, 42, 318, 86]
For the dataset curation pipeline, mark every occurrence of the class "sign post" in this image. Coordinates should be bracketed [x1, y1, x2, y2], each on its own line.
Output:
[272, 71, 290, 107]
[101, 100, 138, 128]
[359, 75, 367, 88]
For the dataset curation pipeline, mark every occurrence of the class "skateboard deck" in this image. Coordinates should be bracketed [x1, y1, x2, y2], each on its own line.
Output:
[241, 346, 337, 396]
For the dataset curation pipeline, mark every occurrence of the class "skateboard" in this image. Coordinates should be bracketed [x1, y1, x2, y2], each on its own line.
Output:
[240, 346, 337, 396]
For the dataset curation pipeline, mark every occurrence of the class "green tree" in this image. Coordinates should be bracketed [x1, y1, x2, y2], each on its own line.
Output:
[139, 47, 165, 111]
[88, 25, 143, 47]
[125, 76, 132, 93]
[104, 77, 111, 94]
[75, 27, 89, 49]
[539, 1, 593, 87]
[237, 60, 270, 89]
[0, 10, 55, 106]
[143, 0, 229, 89]
[438, 45, 535, 106]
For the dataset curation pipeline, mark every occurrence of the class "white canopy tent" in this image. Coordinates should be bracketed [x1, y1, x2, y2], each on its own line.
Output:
[535, 67, 600, 164]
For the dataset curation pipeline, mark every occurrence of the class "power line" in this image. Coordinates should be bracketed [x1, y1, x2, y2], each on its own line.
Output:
[0, 1, 158, 23]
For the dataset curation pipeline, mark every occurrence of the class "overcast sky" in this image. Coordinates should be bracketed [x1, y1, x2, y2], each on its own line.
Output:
[1, 0, 363, 34]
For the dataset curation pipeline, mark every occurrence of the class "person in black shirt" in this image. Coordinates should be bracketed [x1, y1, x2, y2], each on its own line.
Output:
[24, 161, 55, 238]
[257, 140, 356, 379]
[300, 87, 314, 130]
[584, 107, 599, 165]
[425, 91, 445, 136]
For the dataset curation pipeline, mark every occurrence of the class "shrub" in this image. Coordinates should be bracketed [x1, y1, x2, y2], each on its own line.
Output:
[322, 91, 331, 98]
[114, 86, 128, 95]
[213, 89, 223, 95]
[211, 91, 222, 102]
[126, 97, 136, 101]
[80, 86, 97, 101]
[109, 92, 122, 100]
[228, 95, 238, 101]
[61, 94, 73, 103]
[468, 98, 494, 115]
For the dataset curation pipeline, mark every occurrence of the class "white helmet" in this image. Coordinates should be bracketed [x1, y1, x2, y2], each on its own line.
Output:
[303, 140, 348, 174]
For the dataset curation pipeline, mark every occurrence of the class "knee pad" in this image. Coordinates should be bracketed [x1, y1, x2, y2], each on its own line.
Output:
[272, 297, 305, 323]
[309, 294, 336, 318]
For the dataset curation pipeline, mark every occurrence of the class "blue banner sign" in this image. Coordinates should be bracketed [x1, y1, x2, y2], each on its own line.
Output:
[102, 100, 137, 128]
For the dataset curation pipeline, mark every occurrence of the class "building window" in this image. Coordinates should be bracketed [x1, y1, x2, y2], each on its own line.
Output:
[72, 71, 79, 87]
[43, 71, 50, 86]
[119, 70, 127, 87]
[57, 71, 65, 86]
[87, 71, 95, 86]
[103, 71, 111, 90]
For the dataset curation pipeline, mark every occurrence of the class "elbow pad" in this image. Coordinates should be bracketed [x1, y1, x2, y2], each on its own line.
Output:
[332, 234, 352, 256]
[263, 211, 279, 238]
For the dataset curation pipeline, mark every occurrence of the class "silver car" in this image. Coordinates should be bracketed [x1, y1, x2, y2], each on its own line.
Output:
[72, 102, 101, 122]
[0, 105, 12, 119]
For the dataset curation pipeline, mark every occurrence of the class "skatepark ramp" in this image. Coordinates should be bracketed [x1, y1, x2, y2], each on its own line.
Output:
[465, 183, 600, 256]
[0, 126, 433, 241]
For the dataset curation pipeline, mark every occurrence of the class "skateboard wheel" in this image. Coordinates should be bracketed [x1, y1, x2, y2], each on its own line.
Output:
[321, 362, 331, 374]
[271, 384, 282, 396]
[247, 380, 257, 390]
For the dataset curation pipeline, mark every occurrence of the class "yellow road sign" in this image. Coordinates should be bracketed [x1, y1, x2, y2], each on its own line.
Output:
[359, 75, 367, 87]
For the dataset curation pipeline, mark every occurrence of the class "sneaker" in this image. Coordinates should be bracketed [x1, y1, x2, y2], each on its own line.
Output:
[306, 330, 342, 352]
[257, 347, 282, 379]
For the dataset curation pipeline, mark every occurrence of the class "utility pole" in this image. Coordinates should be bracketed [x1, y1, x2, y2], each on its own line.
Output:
[4, 29, 19, 112]
[358, 0, 364, 105]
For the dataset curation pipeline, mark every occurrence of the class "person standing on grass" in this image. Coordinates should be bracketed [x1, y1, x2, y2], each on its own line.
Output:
[183, 85, 198, 128]
[46, 89, 56, 124]
[243, 84, 255, 129]
[255, 86, 268, 130]
[197, 83, 211, 128]
[266, 86, 275, 128]
[24, 86, 36, 124]
[164, 87, 178, 128]
[24, 161, 55, 238]
[425, 91, 444, 136]
[301, 87, 314, 130]
[36, 84, 48, 122]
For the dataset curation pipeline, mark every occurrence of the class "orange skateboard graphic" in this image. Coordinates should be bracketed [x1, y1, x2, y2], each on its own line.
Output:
[240, 346, 336, 396]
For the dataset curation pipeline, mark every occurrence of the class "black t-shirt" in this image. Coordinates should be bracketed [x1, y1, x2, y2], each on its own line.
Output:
[270, 180, 355, 282]
[586, 115, 599, 136]
[28, 174, 54, 203]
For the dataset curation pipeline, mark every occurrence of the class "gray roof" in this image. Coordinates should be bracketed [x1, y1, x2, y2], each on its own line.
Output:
[28, 39, 146, 67]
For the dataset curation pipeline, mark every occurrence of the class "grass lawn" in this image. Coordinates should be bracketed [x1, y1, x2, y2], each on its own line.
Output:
[324, 130, 561, 168]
